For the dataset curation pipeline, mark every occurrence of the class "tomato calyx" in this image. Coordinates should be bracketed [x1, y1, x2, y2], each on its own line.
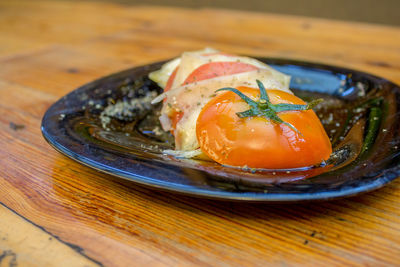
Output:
[216, 80, 323, 134]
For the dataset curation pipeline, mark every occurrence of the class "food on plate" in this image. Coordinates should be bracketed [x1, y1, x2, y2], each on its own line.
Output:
[150, 48, 332, 169]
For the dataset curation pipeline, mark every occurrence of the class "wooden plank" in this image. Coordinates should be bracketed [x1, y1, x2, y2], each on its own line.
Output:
[0, 46, 133, 96]
[0, 81, 56, 118]
[0, 1, 135, 45]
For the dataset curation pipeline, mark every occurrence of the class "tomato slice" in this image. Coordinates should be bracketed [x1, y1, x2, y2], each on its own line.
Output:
[183, 62, 258, 85]
[164, 66, 179, 92]
[196, 87, 332, 169]
[170, 111, 184, 133]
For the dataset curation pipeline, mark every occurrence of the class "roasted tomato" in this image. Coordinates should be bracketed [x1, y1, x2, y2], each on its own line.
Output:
[196, 82, 332, 169]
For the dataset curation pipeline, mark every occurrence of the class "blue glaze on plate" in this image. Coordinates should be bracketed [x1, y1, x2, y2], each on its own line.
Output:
[271, 64, 343, 94]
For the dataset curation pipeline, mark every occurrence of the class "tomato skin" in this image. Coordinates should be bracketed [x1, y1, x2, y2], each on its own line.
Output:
[183, 62, 258, 85]
[196, 87, 332, 169]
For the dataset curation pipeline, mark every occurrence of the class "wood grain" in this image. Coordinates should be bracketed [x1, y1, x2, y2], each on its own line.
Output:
[0, 1, 400, 266]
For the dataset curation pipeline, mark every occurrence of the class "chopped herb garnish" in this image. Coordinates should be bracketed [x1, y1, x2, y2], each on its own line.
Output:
[216, 80, 323, 134]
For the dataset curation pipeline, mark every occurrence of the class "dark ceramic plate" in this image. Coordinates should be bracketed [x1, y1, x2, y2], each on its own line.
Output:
[41, 58, 400, 202]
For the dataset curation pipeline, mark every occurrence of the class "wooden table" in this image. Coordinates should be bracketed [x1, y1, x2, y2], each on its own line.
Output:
[1, 1, 400, 266]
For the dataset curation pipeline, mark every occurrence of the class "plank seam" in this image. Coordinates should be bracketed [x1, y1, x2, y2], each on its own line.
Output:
[0, 201, 104, 267]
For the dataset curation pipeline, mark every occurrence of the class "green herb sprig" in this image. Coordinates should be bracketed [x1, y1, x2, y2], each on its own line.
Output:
[216, 80, 323, 134]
